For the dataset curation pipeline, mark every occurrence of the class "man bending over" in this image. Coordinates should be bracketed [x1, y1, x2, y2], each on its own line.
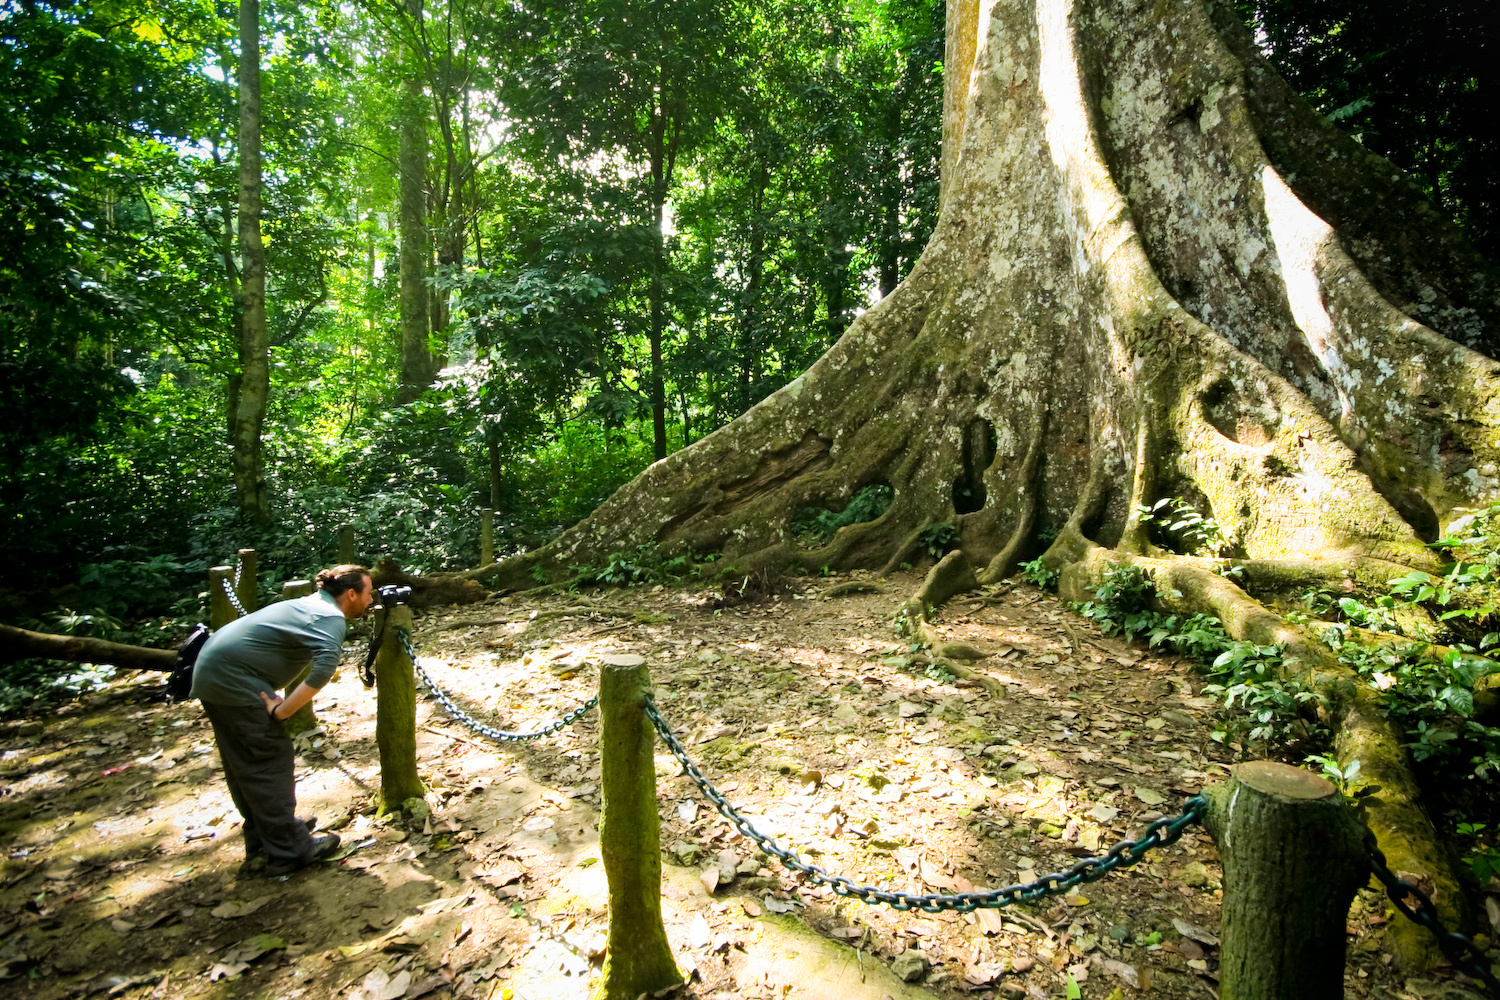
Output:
[192, 564, 374, 875]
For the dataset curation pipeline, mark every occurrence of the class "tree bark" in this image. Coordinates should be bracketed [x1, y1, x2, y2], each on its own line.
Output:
[595, 654, 681, 1000]
[231, 0, 270, 523]
[397, 10, 437, 405]
[473, 0, 1500, 967]
[1202, 762, 1370, 1000]
[0, 624, 175, 672]
[373, 605, 427, 815]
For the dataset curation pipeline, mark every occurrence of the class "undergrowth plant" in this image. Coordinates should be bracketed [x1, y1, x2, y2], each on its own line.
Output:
[1071, 562, 1320, 755]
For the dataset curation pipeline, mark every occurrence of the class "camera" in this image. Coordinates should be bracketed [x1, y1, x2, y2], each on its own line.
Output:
[377, 584, 412, 607]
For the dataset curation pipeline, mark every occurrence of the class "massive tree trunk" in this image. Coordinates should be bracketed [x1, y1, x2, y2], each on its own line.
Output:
[477, 0, 1500, 968]
[231, 0, 270, 523]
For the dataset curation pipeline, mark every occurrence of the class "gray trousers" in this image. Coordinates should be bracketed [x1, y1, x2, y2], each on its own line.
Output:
[201, 701, 316, 865]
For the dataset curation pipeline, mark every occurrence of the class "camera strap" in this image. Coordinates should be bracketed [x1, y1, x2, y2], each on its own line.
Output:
[360, 616, 383, 688]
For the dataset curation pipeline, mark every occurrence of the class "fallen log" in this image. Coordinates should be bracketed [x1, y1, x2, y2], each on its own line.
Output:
[0, 624, 175, 672]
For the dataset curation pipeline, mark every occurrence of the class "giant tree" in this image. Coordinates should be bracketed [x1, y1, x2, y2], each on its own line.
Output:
[479, 0, 1500, 966]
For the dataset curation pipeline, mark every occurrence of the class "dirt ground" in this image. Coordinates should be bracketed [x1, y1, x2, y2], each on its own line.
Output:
[0, 571, 1490, 1000]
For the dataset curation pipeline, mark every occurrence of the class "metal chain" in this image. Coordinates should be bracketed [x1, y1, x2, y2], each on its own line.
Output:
[220, 573, 247, 618]
[397, 629, 597, 742]
[645, 693, 1205, 912]
[1366, 834, 1500, 997]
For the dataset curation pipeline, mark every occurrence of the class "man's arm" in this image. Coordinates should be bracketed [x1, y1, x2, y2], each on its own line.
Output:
[260, 681, 320, 720]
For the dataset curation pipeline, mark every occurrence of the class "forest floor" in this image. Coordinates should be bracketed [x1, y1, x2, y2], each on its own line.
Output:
[0, 571, 1488, 1000]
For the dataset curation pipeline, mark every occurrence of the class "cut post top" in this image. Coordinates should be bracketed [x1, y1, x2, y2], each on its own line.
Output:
[1231, 760, 1337, 801]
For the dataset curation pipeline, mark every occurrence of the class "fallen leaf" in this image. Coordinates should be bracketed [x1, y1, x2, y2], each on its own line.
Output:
[741, 898, 762, 917]
[678, 801, 699, 823]
[762, 895, 795, 914]
[699, 869, 719, 896]
[210, 896, 274, 919]
[688, 914, 711, 950]
[1134, 787, 1166, 807]
[1171, 918, 1220, 946]
[419, 894, 472, 915]
[361, 967, 412, 1000]
[1101, 959, 1141, 988]
[207, 962, 249, 982]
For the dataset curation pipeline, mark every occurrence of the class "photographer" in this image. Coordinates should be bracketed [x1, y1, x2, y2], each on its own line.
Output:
[192, 564, 374, 876]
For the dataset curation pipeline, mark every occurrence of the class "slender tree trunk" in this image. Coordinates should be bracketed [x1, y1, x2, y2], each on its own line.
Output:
[397, 12, 436, 405]
[649, 188, 669, 462]
[231, 0, 270, 523]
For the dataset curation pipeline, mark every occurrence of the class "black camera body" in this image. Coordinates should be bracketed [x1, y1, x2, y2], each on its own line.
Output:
[378, 584, 413, 606]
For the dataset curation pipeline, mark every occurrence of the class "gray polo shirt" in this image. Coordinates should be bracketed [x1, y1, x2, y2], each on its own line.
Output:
[191, 590, 348, 706]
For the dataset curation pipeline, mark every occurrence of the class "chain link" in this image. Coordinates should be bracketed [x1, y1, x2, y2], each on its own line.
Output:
[397, 628, 597, 742]
[220, 573, 247, 618]
[1366, 834, 1500, 997]
[645, 693, 1205, 912]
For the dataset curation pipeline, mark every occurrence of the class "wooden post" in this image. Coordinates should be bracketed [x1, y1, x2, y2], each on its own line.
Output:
[595, 654, 681, 1000]
[279, 580, 319, 733]
[373, 604, 426, 816]
[480, 508, 495, 566]
[235, 547, 258, 615]
[208, 566, 236, 629]
[1202, 761, 1369, 1000]
[338, 524, 356, 565]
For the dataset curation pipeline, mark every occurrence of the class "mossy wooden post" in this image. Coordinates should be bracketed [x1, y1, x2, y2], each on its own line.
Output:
[235, 548, 258, 614]
[1202, 761, 1370, 1000]
[595, 653, 681, 1000]
[280, 580, 318, 734]
[208, 566, 237, 628]
[480, 508, 495, 566]
[373, 603, 426, 816]
[338, 524, 356, 565]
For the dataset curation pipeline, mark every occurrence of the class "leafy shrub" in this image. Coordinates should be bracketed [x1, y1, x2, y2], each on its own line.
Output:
[1018, 558, 1059, 590]
[918, 521, 957, 559]
[792, 484, 894, 545]
[1136, 497, 1227, 556]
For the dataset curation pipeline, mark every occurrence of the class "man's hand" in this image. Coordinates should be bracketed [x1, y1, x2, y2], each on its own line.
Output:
[260, 690, 285, 720]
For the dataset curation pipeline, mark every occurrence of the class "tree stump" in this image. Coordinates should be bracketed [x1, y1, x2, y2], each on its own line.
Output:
[208, 566, 237, 629]
[595, 653, 681, 1000]
[235, 548, 258, 614]
[1203, 762, 1369, 999]
[373, 604, 426, 815]
[338, 524, 356, 565]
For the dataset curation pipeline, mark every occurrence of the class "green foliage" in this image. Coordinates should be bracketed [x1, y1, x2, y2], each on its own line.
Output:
[918, 521, 957, 559]
[1072, 563, 1158, 638]
[1241, 0, 1499, 260]
[792, 485, 895, 545]
[572, 545, 703, 588]
[1136, 497, 1227, 556]
[1070, 563, 1318, 753]
[1018, 558, 1059, 591]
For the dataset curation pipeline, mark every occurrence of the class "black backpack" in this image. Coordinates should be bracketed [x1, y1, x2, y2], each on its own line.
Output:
[165, 623, 211, 702]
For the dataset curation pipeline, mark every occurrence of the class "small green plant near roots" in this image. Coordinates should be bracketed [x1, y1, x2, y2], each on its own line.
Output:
[1018, 557, 1059, 590]
[791, 484, 894, 545]
[1071, 499, 1500, 880]
[569, 546, 717, 588]
[1070, 563, 1325, 756]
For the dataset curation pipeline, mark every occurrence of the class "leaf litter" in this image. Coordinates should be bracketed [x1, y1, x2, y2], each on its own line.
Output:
[0, 572, 1466, 999]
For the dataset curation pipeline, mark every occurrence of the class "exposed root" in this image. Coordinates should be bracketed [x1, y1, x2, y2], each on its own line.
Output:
[899, 551, 979, 622]
[1061, 546, 1463, 969]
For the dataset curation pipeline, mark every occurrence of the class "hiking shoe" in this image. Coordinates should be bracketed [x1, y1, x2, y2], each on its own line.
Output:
[245, 817, 318, 860]
[265, 833, 342, 877]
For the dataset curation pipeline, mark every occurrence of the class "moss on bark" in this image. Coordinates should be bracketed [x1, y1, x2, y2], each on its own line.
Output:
[372, 605, 427, 816]
[595, 655, 681, 999]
